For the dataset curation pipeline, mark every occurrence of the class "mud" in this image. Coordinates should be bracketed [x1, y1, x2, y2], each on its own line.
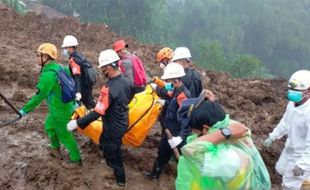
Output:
[0, 5, 286, 190]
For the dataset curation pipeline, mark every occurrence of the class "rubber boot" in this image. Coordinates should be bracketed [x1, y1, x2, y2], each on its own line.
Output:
[115, 170, 126, 187]
[61, 159, 82, 169]
[144, 161, 164, 181]
[49, 148, 62, 160]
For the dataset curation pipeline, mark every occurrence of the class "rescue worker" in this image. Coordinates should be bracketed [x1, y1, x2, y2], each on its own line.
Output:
[153, 47, 174, 130]
[172, 47, 203, 98]
[62, 35, 96, 109]
[67, 49, 135, 187]
[263, 70, 310, 190]
[113, 39, 147, 93]
[175, 100, 271, 189]
[19, 43, 81, 166]
[156, 47, 174, 70]
[145, 62, 191, 180]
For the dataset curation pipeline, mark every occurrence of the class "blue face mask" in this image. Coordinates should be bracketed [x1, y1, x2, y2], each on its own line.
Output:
[165, 82, 174, 91]
[287, 89, 304, 102]
[63, 49, 70, 57]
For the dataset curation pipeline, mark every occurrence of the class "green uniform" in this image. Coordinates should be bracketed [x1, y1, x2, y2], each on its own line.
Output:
[22, 61, 81, 162]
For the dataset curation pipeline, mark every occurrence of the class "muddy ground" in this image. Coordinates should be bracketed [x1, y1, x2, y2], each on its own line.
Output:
[0, 5, 288, 190]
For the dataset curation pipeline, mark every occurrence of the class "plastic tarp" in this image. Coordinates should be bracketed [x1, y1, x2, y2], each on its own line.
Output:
[72, 85, 162, 147]
[176, 115, 271, 190]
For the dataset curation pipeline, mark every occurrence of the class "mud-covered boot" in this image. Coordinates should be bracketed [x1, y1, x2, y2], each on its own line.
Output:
[115, 170, 126, 188]
[144, 161, 163, 181]
[61, 159, 82, 169]
[49, 148, 62, 160]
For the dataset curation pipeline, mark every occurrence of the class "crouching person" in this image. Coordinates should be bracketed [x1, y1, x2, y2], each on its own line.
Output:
[176, 100, 271, 190]
[67, 49, 135, 188]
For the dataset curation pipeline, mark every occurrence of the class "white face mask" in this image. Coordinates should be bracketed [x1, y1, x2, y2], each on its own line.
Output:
[63, 49, 70, 58]
[159, 63, 166, 70]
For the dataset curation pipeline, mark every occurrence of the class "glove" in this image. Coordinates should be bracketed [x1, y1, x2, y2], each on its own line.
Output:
[168, 136, 183, 149]
[153, 77, 165, 88]
[263, 137, 274, 147]
[75, 92, 82, 101]
[67, 120, 78, 131]
[150, 83, 158, 90]
[19, 109, 27, 117]
[293, 165, 304, 176]
[155, 99, 165, 106]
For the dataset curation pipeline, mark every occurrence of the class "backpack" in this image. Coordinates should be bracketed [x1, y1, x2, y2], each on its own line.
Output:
[73, 54, 97, 85]
[120, 54, 147, 86]
[177, 93, 206, 128]
[47, 67, 76, 103]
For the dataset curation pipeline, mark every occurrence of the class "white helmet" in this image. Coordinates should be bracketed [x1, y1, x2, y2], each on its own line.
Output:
[62, 35, 79, 48]
[288, 70, 310, 90]
[161, 62, 186, 80]
[172, 47, 191, 61]
[98, 49, 120, 68]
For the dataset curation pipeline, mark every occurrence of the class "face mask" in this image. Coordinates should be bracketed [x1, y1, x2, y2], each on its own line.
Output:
[287, 89, 304, 102]
[165, 82, 174, 91]
[159, 63, 166, 70]
[63, 49, 69, 58]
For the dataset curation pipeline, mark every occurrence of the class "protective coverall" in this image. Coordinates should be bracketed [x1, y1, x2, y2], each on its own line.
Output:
[21, 61, 81, 162]
[268, 100, 310, 190]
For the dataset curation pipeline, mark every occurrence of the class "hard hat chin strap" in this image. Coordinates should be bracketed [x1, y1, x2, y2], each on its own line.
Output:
[39, 55, 51, 73]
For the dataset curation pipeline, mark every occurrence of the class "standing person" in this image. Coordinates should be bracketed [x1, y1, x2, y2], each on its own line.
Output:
[152, 47, 175, 129]
[172, 47, 202, 98]
[145, 63, 191, 180]
[62, 35, 96, 109]
[19, 43, 81, 166]
[67, 49, 135, 187]
[263, 70, 310, 190]
[113, 39, 147, 93]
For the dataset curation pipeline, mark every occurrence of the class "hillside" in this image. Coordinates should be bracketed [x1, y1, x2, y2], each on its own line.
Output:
[0, 6, 287, 190]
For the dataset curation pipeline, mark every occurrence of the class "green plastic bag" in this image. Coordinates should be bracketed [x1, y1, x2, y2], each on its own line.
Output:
[176, 115, 271, 190]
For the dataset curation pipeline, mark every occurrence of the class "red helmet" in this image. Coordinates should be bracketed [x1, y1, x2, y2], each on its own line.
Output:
[113, 39, 128, 52]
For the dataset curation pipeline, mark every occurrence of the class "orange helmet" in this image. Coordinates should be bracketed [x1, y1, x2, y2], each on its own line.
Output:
[37, 43, 58, 59]
[156, 47, 173, 63]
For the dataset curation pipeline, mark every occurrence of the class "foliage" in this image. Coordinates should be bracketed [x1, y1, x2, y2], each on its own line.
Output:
[1, 0, 27, 14]
[39, 0, 310, 78]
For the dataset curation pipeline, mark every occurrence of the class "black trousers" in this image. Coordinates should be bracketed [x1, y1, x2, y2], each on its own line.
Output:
[101, 138, 125, 183]
[81, 85, 96, 109]
[155, 133, 185, 169]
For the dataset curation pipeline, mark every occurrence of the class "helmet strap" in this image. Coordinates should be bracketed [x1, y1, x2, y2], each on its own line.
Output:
[39, 55, 51, 72]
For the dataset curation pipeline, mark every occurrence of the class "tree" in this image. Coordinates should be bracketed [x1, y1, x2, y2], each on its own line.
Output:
[230, 55, 264, 78]
[1, 0, 27, 14]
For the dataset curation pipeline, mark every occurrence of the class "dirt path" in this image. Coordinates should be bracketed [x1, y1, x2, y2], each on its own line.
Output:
[0, 5, 286, 189]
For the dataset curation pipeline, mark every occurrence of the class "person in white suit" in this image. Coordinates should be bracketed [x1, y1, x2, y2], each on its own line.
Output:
[263, 70, 310, 190]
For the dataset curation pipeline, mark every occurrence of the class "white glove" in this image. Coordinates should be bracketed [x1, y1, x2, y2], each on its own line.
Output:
[67, 120, 78, 131]
[150, 83, 158, 90]
[155, 99, 165, 106]
[168, 136, 183, 149]
[263, 137, 274, 147]
[75, 92, 82, 101]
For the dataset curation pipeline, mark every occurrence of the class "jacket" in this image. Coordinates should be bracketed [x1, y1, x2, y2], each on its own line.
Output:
[77, 74, 135, 144]
[22, 61, 74, 116]
[182, 67, 203, 98]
